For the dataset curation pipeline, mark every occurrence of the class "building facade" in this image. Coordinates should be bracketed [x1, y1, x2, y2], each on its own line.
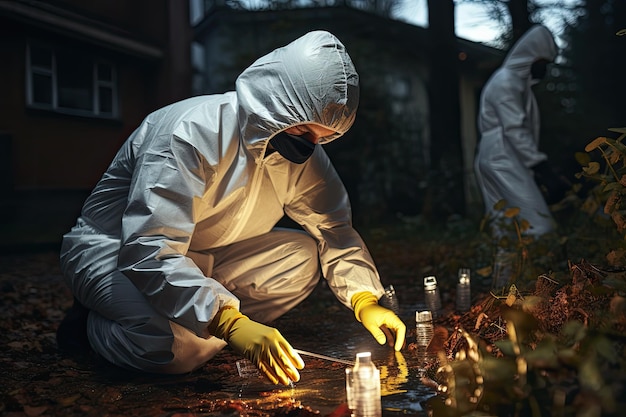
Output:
[0, 0, 191, 247]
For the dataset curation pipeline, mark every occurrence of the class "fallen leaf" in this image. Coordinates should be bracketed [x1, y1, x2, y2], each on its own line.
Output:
[23, 405, 48, 417]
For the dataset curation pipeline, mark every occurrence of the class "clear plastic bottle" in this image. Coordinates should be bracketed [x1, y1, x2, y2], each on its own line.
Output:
[423, 276, 442, 318]
[379, 284, 400, 315]
[415, 310, 434, 348]
[345, 352, 381, 417]
[456, 268, 471, 313]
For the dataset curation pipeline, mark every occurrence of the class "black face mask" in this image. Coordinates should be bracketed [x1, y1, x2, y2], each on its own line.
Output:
[269, 132, 316, 164]
[530, 59, 549, 80]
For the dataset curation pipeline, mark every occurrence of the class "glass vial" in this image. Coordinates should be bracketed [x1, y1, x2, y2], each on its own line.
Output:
[493, 249, 515, 289]
[415, 310, 434, 348]
[456, 268, 471, 313]
[423, 276, 442, 318]
[345, 352, 382, 417]
[379, 284, 400, 315]
[236, 359, 260, 379]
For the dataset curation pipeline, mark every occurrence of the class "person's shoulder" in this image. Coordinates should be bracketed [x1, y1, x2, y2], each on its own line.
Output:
[174, 93, 231, 110]
[486, 69, 524, 93]
[156, 93, 235, 122]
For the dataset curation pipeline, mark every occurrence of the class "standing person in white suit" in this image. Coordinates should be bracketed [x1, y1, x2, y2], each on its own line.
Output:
[57, 30, 406, 386]
[474, 24, 567, 237]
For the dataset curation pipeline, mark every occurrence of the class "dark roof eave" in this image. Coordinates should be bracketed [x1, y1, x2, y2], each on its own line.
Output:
[0, 0, 163, 60]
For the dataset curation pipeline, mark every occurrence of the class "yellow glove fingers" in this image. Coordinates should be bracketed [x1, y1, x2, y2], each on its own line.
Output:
[381, 326, 395, 348]
[256, 360, 281, 385]
[268, 340, 302, 384]
[277, 341, 305, 378]
[283, 343, 305, 370]
[385, 314, 407, 351]
[351, 292, 406, 352]
[249, 327, 301, 385]
[380, 323, 407, 351]
[363, 320, 388, 345]
[243, 340, 294, 385]
[255, 346, 300, 385]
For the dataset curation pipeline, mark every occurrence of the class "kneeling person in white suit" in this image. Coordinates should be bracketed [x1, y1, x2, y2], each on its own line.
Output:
[57, 30, 406, 386]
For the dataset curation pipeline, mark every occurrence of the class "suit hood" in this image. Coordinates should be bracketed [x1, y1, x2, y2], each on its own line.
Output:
[235, 31, 359, 152]
[503, 25, 558, 80]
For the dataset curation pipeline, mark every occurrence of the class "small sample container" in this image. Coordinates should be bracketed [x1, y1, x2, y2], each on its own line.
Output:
[423, 276, 442, 318]
[415, 310, 434, 348]
[379, 284, 400, 315]
[456, 268, 471, 312]
[345, 352, 381, 417]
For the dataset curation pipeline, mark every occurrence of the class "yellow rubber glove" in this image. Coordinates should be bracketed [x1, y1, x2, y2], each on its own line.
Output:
[352, 291, 406, 351]
[209, 307, 304, 385]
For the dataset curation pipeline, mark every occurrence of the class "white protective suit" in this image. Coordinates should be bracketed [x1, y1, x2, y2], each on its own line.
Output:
[60, 31, 385, 373]
[474, 25, 558, 236]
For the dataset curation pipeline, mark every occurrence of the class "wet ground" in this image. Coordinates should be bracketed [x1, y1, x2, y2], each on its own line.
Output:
[0, 250, 442, 417]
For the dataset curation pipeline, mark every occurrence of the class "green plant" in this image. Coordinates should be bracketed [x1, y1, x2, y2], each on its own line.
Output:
[576, 127, 626, 266]
[476, 199, 567, 292]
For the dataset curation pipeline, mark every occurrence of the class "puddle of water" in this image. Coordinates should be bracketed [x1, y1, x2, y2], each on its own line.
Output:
[225, 324, 439, 416]
[223, 351, 436, 417]
[217, 284, 442, 416]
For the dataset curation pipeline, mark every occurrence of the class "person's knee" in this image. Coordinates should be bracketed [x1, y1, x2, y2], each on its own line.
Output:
[87, 312, 177, 373]
[87, 313, 227, 375]
[284, 229, 319, 264]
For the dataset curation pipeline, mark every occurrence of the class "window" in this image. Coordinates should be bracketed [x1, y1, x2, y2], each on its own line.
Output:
[26, 43, 118, 118]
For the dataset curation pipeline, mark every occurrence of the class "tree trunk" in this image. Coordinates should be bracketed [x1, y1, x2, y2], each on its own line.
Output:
[426, 0, 465, 218]
[507, 0, 532, 42]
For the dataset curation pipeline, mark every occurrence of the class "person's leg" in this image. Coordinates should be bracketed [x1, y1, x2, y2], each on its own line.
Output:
[60, 221, 227, 374]
[83, 269, 227, 374]
[56, 297, 91, 353]
[475, 137, 554, 237]
[210, 228, 321, 324]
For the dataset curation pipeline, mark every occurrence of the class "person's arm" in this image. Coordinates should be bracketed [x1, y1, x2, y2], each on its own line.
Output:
[285, 148, 406, 350]
[490, 77, 547, 168]
[490, 80, 569, 203]
[117, 135, 303, 383]
[284, 148, 381, 305]
[117, 135, 238, 338]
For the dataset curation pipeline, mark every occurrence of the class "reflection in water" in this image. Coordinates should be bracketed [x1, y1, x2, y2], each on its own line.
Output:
[380, 351, 408, 396]
[221, 290, 442, 416]
[381, 348, 437, 416]
[229, 359, 351, 415]
[229, 346, 438, 416]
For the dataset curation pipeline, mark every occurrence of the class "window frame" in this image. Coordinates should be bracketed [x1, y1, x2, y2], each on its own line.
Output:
[26, 42, 119, 119]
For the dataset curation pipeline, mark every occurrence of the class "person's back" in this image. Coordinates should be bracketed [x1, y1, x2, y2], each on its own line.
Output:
[474, 24, 558, 237]
[76, 95, 237, 236]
